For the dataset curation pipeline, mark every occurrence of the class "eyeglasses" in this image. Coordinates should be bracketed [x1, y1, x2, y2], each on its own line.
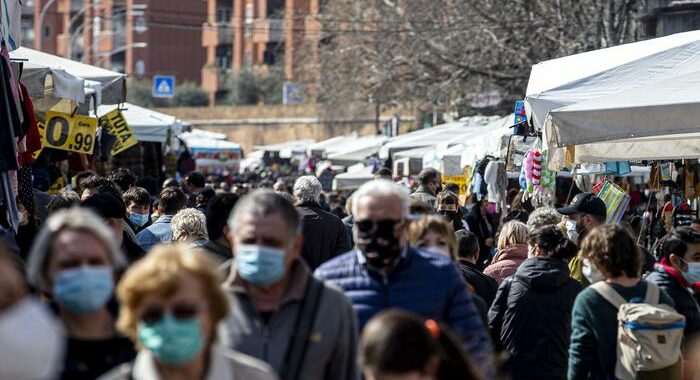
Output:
[139, 302, 207, 325]
[355, 219, 403, 234]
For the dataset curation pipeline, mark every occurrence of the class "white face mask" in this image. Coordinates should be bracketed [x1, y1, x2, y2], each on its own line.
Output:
[566, 219, 579, 242]
[424, 246, 451, 258]
[0, 298, 66, 380]
[582, 258, 605, 284]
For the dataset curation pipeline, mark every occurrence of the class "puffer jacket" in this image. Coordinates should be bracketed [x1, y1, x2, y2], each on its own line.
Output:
[488, 258, 582, 380]
[483, 244, 528, 284]
[314, 246, 493, 374]
[646, 264, 700, 339]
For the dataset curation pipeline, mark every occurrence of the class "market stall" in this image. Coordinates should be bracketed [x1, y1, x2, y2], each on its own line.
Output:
[332, 164, 375, 191]
[327, 135, 387, 167]
[178, 131, 242, 175]
[98, 103, 183, 144]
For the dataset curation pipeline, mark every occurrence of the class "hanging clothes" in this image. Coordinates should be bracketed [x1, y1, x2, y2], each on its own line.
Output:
[0, 47, 19, 172]
[0, 0, 22, 50]
[17, 82, 41, 166]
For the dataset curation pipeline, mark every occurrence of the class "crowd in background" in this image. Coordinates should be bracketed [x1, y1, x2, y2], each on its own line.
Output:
[1, 164, 700, 380]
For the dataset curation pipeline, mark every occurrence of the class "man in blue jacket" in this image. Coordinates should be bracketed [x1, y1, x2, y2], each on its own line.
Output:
[315, 179, 493, 375]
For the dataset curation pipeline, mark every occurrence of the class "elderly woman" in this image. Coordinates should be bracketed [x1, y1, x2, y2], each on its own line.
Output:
[409, 215, 458, 261]
[483, 221, 530, 284]
[99, 245, 278, 380]
[172, 208, 209, 245]
[26, 208, 136, 380]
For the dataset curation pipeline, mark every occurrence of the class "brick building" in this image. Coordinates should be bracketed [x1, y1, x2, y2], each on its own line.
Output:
[30, 0, 206, 84]
[201, 0, 320, 104]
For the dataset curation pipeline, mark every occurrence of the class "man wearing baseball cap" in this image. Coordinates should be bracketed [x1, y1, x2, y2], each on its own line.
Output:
[557, 192, 607, 285]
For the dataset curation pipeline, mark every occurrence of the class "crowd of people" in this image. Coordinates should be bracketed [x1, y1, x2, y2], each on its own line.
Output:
[1, 165, 699, 380]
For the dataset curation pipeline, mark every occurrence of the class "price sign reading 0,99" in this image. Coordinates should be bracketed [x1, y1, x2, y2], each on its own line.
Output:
[43, 111, 98, 155]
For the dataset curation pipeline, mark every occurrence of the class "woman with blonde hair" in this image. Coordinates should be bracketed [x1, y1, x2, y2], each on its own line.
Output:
[409, 215, 458, 261]
[99, 245, 277, 380]
[483, 221, 530, 284]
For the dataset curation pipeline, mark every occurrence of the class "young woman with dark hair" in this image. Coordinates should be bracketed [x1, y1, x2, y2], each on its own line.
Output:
[488, 225, 582, 380]
[360, 310, 483, 380]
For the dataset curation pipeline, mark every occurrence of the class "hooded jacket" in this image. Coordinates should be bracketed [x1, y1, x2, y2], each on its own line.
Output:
[646, 263, 700, 339]
[488, 258, 582, 380]
[483, 244, 529, 284]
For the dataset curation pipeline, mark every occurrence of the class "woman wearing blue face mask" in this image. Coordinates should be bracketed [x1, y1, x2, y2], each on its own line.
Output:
[99, 245, 278, 380]
[26, 208, 136, 380]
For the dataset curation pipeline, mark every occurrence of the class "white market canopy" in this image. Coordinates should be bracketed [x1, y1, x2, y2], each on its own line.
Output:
[332, 164, 375, 191]
[254, 139, 315, 159]
[327, 135, 387, 166]
[98, 103, 182, 144]
[307, 133, 358, 156]
[12, 47, 126, 105]
[525, 30, 700, 165]
[379, 116, 499, 159]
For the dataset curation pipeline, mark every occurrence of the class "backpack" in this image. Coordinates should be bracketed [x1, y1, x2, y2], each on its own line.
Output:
[591, 282, 685, 380]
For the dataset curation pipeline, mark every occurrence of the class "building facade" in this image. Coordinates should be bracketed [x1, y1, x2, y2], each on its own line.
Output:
[201, 0, 320, 104]
[642, 0, 700, 38]
[31, 0, 206, 84]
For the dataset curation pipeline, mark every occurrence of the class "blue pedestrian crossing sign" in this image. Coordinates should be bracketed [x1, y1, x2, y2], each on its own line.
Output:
[153, 75, 175, 98]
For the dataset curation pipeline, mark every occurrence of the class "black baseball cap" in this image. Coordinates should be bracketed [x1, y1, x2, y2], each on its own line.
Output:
[557, 192, 607, 220]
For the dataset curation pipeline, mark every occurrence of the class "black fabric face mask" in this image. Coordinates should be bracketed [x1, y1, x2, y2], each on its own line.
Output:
[438, 210, 457, 222]
[355, 219, 403, 269]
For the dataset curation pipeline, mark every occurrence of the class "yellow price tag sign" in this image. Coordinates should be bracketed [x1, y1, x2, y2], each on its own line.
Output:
[442, 174, 469, 196]
[99, 109, 138, 156]
[43, 111, 98, 154]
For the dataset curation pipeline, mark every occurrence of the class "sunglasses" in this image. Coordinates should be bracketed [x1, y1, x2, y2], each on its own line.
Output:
[139, 302, 207, 325]
[355, 219, 403, 234]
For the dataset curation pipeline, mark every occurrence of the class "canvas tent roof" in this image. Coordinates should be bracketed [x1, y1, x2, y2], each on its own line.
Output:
[525, 30, 700, 165]
[97, 103, 181, 144]
[12, 47, 126, 105]
[307, 134, 358, 156]
[254, 139, 315, 158]
[333, 164, 374, 191]
[327, 135, 387, 166]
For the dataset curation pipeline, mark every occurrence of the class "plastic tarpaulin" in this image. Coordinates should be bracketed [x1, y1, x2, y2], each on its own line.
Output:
[97, 103, 182, 144]
[12, 47, 126, 105]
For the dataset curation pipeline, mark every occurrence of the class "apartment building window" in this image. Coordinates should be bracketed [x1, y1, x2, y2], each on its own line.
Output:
[216, 45, 232, 69]
[216, 7, 232, 23]
[44, 26, 51, 38]
[267, 0, 284, 18]
[244, 3, 253, 40]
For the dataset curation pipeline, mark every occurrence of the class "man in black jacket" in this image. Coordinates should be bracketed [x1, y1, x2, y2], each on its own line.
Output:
[456, 229, 498, 307]
[646, 227, 700, 340]
[293, 176, 352, 270]
[488, 226, 581, 380]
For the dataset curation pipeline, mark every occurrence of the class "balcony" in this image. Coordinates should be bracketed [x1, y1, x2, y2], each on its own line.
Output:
[202, 23, 233, 47]
[252, 18, 285, 43]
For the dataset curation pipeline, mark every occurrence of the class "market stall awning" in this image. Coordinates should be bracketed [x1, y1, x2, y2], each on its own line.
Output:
[327, 135, 387, 166]
[12, 47, 126, 105]
[97, 103, 182, 144]
[333, 164, 374, 191]
[254, 139, 315, 158]
[379, 116, 499, 159]
[307, 133, 358, 156]
[525, 30, 700, 131]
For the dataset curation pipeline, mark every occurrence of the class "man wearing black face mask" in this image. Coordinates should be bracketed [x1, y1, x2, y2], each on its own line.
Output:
[315, 180, 493, 378]
[437, 190, 467, 232]
[410, 167, 442, 209]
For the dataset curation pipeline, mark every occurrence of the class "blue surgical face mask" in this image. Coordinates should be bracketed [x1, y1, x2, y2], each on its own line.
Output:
[53, 266, 114, 315]
[129, 212, 149, 227]
[679, 258, 700, 284]
[235, 244, 286, 286]
[138, 314, 203, 366]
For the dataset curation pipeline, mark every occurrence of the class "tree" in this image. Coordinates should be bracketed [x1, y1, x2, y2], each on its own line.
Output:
[300, 0, 645, 119]
[126, 80, 208, 108]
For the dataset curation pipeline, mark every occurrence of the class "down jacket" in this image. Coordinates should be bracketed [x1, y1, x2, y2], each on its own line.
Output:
[488, 258, 582, 380]
[484, 244, 528, 284]
[646, 264, 700, 339]
[314, 246, 493, 373]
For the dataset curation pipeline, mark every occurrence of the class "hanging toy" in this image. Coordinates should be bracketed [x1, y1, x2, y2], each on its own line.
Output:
[523, 150, 535, 193]
[531, 151, 542, 185]
[519, 164, 528, 189]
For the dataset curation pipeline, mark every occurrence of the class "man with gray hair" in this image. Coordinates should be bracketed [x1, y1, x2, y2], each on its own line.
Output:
[293, 175, 351, 270]
[220, 190, 358, 380]
[171, 208, 209, 245]
[315, 180, 494, 377]
[409, 167, 442, 208]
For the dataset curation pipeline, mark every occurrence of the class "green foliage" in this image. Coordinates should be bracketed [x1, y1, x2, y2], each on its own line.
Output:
[126, 80, 208, 108]
[224, 67, 285, 106]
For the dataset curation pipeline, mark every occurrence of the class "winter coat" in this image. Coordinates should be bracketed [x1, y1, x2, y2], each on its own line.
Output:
[98, 345, 278, 380]
[483, 244, 528, 284]
[646, 264, 700, 339]
[464, 204, 494, 268]
[296, 201, 352, 270]
[459, 259, 498, 307]
[409, 186, 436, 208]
[314, 246, 493, 373]
[220, 259, 358, 380]
[488, 258, 582, 380]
